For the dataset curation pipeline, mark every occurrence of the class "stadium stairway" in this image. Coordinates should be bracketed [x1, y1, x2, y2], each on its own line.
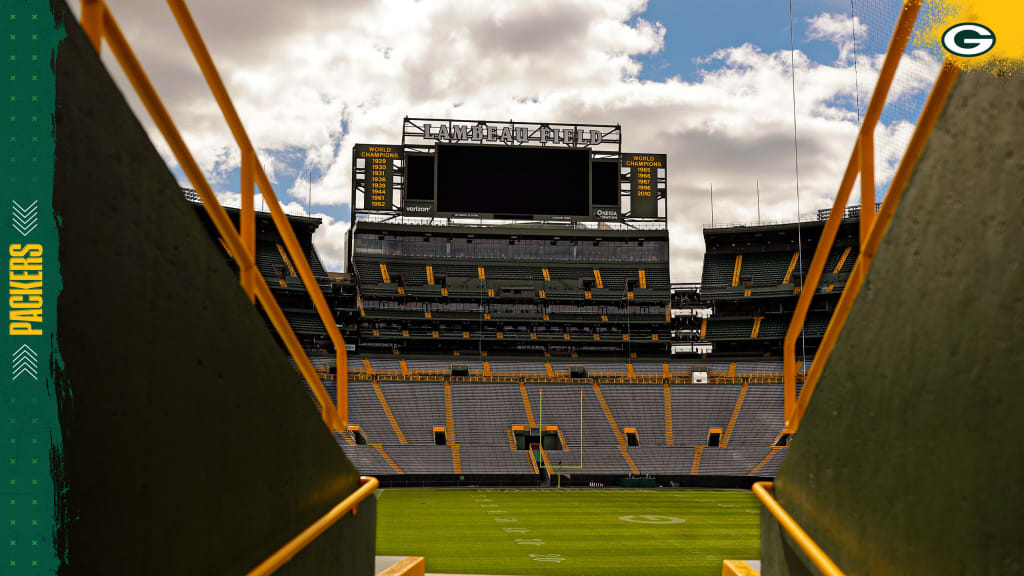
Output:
[753, 70, 1024, 573]
[53, 4, 377, 574]
[591, 384, 640, 474]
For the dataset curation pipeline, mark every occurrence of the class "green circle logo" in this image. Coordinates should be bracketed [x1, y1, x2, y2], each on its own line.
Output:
[941, 23, 995, 57]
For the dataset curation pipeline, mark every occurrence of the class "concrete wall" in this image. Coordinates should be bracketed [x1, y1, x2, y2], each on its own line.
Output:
[762, 70, 1024, 575]
[51, 3, 374, 574]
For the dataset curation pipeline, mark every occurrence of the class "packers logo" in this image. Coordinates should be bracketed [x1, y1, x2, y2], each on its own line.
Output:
[941, 23, 995, 57]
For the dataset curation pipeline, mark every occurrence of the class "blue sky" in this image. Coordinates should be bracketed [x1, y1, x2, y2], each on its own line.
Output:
[637, 0, 861, 83]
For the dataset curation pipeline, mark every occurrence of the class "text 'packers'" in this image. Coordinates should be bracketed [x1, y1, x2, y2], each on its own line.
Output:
[9, 244, 43, 336]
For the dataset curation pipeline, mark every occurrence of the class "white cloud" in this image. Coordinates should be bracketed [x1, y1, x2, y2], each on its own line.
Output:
[71, 1, 939, 282]
[807, 12, 866, 63]
[312, 214, 349, 271]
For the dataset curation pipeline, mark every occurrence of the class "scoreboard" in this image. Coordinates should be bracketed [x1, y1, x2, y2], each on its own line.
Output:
[622, 153, 666, 218]
[351, 118, 666, 222]
[435, 144, 590, 218]
[353, 144, 400, 209]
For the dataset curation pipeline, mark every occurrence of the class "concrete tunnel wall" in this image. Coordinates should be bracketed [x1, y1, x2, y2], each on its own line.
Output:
[51, 2, 374, 574]
[761, 70, 1024, 574]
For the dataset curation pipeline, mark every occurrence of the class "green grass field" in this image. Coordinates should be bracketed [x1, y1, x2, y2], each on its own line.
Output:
[377, 488, 760, 576]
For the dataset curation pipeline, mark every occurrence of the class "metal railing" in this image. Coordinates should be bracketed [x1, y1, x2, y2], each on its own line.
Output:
[346, 368, 790, 385]
[703, 214, 821, 230]
[783, 0, 960, 432]
[704, 203, 877, 230]
[245, 476, 379, 576]
[79, 0, 349, 431]
[752, 481, 845, 576]
[816, 202, 881, 222]
[79, 4, 375, 575]
[356, 212, 669, 230]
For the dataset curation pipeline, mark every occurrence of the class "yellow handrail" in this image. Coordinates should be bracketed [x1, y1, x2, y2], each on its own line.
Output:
[78, 0, 348, 430]
[783, 0, 959, 431]
[752, 481, 845, 576]
[245, 476, 380, 576]
[790, 62, 959, 430]
[166, 0, 349, 429]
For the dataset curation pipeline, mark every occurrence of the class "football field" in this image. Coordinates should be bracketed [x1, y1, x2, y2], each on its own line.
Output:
[376, 488, 760, 576]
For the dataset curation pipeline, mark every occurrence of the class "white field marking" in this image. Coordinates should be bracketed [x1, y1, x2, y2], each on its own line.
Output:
[504, 528, 530, 533]
[530, 554, 565, 563]
[618, 515, 686, 524]
[515, 539, 544, 546]
[494, 518, 518, 523]
[487, 510, 509, 514]
[717, 504, 738, 508]
[746, 510, 759, 514]
[480, 504, 498, 507]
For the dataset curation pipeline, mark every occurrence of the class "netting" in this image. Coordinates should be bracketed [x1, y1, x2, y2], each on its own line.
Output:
[851, 1, 944, 204]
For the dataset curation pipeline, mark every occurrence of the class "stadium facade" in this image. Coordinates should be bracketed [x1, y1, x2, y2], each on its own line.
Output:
[186, 118, 864, 486]
[348, 118, 671, 361]
[696, 206, 866, 359]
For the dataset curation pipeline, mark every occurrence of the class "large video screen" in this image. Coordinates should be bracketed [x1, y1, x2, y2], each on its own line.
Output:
[591, 159, 619, 206]
[435, 143, 590, 217]
[405, 153, 435, 201]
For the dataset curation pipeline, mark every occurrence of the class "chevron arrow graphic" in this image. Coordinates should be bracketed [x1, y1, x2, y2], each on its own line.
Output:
[12, 344, 39, 381]
[12, 199, 39, 237]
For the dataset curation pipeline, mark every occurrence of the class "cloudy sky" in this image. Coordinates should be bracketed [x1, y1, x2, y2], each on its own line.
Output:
[71, 0, 941, 282]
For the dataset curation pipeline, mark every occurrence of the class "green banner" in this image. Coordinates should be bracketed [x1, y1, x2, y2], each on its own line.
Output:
[2, 1, 64, 572]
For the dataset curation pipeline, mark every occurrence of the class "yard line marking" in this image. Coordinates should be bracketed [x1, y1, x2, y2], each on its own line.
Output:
[619, 515, 685, 524]
[530, 554, 565, 563]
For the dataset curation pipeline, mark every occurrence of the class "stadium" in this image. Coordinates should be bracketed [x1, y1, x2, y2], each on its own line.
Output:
[20, 1, 1021, 576]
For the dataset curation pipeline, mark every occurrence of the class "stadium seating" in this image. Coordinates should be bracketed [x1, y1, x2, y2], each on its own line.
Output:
[740, 252, 793, 287]
[368, 445, 454, 474]
[377, 381, 446, 444]
[698, 446, 785, 476]
[456, 447, 534, 474]
[451, 383, 529, 443]
[339, 356, 790, 378]
[347, 381, 402, 444]
[672, 385, 742, 445]
[627, 446, 695, 475]
[700, 243, 857, 299]
[280, 309, 327, 335]
[705, 319, 754, 340]
[340, 378, 787, 478]
[725, 385, 784, 445]
[599, 384, 667, 445]
[701, 254, 735, 289]
[336, 441, 394, 471]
